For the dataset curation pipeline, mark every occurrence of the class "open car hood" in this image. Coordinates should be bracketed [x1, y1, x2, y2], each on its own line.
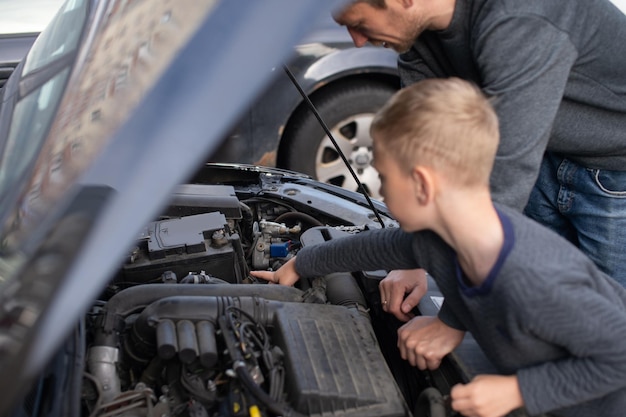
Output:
[0, 0, 341, 413]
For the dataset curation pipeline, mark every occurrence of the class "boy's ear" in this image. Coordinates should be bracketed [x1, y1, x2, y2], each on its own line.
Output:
[411, 166, 431, 205]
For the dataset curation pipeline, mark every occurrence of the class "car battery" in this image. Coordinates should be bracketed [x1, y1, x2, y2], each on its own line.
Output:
[122, 211, 239, 283]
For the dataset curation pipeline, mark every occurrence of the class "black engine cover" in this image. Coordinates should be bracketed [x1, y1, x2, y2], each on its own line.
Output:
[272, 302, 409, 417]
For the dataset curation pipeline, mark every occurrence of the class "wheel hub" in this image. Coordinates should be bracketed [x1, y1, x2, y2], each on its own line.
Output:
[351, 147, 372, 170]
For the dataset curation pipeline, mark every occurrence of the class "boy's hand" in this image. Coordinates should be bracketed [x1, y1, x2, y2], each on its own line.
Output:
[450, 374, 524, 417]
[379, 269, 428, 321]
[397, 316, 464, 370]
[249, 257, 300, 286]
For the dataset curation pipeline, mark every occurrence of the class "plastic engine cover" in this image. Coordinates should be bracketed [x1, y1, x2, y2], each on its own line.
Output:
[272, 302, 409, 417]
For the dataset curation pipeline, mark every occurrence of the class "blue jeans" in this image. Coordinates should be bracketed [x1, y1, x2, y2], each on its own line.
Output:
[524, 153, 626, 287]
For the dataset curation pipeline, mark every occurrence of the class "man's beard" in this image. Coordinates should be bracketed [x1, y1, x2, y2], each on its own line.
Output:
[393, 23, 424, 54]
[395, 42, 413, 54]
[390, 38, 415, 54]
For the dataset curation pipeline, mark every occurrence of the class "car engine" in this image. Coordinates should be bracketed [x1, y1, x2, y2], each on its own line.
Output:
[70, 166, 467, 417]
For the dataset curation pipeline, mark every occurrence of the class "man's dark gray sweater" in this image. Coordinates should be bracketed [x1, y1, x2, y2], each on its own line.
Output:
[294, 205, 626, 417]
[398, 0, 626, 210]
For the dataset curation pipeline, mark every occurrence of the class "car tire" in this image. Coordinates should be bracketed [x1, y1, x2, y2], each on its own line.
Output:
[280, 80, 397, 199]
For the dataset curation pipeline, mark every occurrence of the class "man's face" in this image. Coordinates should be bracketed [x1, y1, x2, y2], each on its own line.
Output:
[333, 1, 425, 53]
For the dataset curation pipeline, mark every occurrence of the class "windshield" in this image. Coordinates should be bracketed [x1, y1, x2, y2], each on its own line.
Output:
[21, 0, 87, 76]
[0, 0, 88, 249]
[0, 70, 69, 202]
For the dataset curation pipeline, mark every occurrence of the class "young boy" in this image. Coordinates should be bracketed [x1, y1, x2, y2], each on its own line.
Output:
[250, 78, 626, 417]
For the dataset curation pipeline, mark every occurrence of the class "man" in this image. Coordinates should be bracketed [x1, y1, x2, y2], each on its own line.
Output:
[333, 0, 626, 293]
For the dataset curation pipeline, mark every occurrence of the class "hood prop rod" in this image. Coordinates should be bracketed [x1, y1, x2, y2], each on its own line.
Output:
[282, 64, 386, 228]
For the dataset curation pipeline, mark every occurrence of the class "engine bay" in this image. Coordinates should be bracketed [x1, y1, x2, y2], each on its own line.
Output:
[47, 165, 469, 417]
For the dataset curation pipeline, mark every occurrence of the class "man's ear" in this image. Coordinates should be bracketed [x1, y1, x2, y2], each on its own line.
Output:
[411, 166, 432, 205]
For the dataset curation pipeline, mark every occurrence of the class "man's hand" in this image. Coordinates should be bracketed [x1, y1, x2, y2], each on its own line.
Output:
[397, 316, 465, 370]
[249, 257, 300, 286]
[379, 269, 428, 321]
[450, 374, 524, 417]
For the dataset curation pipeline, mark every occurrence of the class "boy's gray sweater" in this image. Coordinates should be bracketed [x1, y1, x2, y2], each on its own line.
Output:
[398, 0, 626, 210]
[294, 204, 626, 416]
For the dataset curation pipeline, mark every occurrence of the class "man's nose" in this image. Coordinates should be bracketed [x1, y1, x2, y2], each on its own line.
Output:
[347, 27, 369, 47]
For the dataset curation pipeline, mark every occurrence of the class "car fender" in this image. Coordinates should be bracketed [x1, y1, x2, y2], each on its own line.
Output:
[298, 44, 398, 88]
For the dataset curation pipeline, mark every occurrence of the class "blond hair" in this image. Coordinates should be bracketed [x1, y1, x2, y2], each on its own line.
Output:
[371, 77, 499, 186]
